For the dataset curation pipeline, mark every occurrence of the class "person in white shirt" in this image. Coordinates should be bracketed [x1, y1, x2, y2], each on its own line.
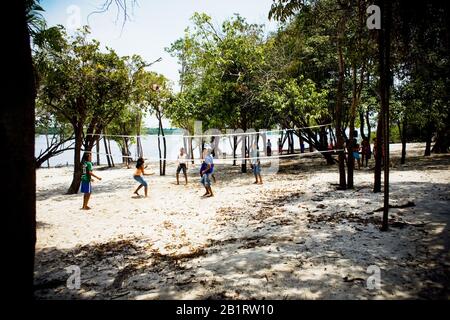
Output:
[267, 139, 272, 156]
[176, 147, 188, 185]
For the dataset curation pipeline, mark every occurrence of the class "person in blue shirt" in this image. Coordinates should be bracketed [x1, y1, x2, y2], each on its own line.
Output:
[200, 148, 214, 197]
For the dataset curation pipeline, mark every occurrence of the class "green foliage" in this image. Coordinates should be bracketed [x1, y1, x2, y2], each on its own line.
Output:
[34, 26, 132, 138]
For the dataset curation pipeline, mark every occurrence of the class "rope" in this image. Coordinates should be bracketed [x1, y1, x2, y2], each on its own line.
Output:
[84, 124, 333, 139]
[84, 149, 343, 164]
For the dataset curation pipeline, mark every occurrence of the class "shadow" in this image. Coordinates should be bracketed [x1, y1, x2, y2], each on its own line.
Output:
[36, 221, 52, 229]
[34, 151, 450, 300]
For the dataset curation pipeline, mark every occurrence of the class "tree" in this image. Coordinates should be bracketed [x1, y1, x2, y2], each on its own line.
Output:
[35, 26, 131, 193]
[168, 13, 274, 172]
[34, 107, 75, 168]
[377, 0, 392, 231]
[268, 0, 353, 188]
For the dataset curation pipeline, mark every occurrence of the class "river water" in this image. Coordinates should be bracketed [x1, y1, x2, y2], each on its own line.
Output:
[35, 133, 309, 167]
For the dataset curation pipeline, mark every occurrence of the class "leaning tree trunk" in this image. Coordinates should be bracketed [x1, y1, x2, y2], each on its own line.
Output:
[359, 111, 367, 141]
[366, 110, 372, 139]
[45, 133, 50, 168]
[4, 0, 36, 299]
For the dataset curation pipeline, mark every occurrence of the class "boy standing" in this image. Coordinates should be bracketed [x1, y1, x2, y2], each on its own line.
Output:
[176, 147, 188, 185]
[251, 143, 263, 184]
[81, 153, 102, 210]
[200, 148, 214, 197]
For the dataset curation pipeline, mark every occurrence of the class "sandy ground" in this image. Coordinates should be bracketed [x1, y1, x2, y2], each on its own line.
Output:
[34, 143, 450, 299]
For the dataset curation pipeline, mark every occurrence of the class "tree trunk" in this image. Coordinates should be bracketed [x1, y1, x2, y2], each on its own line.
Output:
[157, 111, 166, 176]
[336, 19, 347, 190]
[107, 136, 115, 167]
[122, 137, 130, 166]
[431, 124, 450, 153]
[366, 110, 372, 139]
[379, 0, 392, 231]
[233, 136, 237, 166]
[136, 112, 143, 158]
[103, 133, 112, 167]
[190, 137, 194, 164]
[424, 124, 433, 156]
[4, 0, 36, 299]
[299, 130, 305, 153]
[67, 126, 83, 194]
[45, 133, 50, 168]
[309, 132, 314, 152]
[157, 127, 163, 176]
[162, 133, 167, 176]
[241, 134, 247, 173]
[96, 137, 100, 165]
[359, 111, 367, 141]
[398, 120, 407, 165]
[373, 114, 383, 192]
[347, 65, 358, 189]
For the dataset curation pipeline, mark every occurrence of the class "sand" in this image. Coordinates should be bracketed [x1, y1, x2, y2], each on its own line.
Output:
[34, 143, 450, 299]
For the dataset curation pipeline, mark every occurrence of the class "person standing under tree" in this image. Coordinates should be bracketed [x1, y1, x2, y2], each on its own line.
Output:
[361, 137, 371, 168]
[267, 139, 272, 156]
[80, 153, 102, 210]
[251, 143, 263, 184]
[176, 147, 188, 185]
[200, 148, 214, 197]
[278, 138, 283, 155]
[353, 143, 361, 170]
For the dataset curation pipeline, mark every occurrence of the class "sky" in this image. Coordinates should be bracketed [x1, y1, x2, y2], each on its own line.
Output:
[40, 0, 280, 127]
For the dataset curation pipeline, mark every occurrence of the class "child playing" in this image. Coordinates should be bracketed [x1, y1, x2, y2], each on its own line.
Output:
[176, 147, 188, 185]
[361, 137, 371, 167]
[133, 157, 152, 197]
[80, 153, 102, 210]
[200, 148, 214, 197]
[353, 143, 361, 170]
[251, 143, 263, 184]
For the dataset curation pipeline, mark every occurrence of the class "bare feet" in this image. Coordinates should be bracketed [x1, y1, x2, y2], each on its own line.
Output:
[81, 206, 91, 210]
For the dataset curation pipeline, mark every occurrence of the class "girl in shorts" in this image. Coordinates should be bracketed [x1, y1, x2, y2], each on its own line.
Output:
[133, 157, 152, 197]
